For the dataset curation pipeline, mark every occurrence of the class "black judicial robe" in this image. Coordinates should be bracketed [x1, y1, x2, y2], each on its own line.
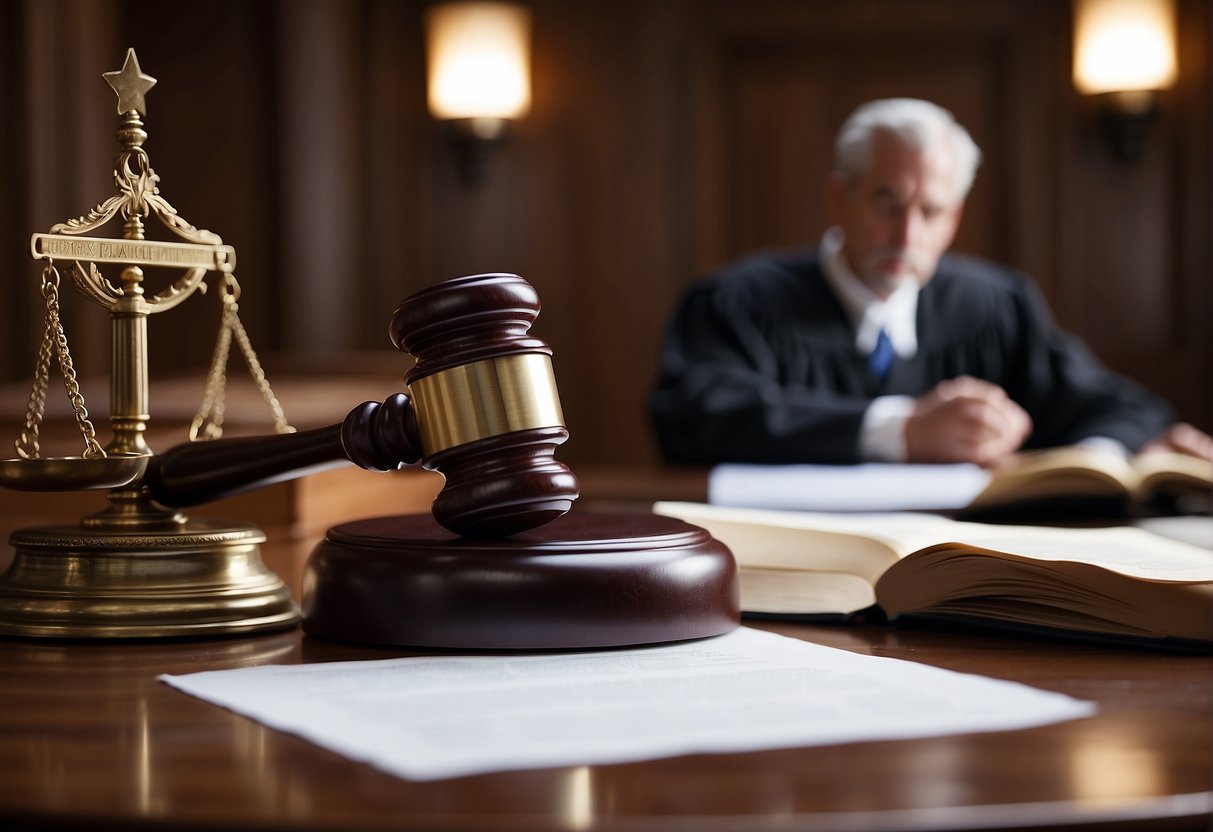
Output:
[649, 249, 1174, 465]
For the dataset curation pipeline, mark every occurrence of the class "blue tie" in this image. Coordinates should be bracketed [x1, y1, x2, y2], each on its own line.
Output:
[869, 328, 894, 380]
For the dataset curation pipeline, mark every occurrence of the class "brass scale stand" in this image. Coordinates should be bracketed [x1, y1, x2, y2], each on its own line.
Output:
[0, 49, 297, 638]
[0, 50, 737, 646]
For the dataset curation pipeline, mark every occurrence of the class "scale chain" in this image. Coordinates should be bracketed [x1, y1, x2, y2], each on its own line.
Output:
[15, 309, 55, 459]
[190, 274, 293, 441]
[16, 261, 106, 460]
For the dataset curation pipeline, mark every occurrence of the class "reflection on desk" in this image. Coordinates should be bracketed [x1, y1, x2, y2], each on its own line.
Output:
[0, 617, 1209, 831]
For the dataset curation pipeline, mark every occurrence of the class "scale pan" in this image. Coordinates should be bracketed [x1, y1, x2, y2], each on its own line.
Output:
[0, 453, 149, 491]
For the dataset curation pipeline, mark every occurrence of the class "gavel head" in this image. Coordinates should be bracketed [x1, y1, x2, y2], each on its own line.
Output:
[387, 273, 579, 538]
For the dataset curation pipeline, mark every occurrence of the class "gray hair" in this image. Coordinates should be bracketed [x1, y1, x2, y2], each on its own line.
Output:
[834, 98, 982, 201]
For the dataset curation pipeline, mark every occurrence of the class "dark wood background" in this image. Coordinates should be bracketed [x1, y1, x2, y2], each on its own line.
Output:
[2, 0, 1209, 466]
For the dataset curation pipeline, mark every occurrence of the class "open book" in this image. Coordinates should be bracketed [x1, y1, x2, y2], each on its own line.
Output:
[708, 447, 1211, 517]
[655, 501, 1213, 647]
[967, 447, 1210, 514]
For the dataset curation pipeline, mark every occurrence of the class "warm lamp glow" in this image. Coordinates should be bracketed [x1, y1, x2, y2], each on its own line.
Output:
[426, 2, 531, 121]
[1074, 0, 1177, 95]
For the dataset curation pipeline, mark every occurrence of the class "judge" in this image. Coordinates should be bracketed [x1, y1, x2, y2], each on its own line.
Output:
[650, 98, 1213, 466]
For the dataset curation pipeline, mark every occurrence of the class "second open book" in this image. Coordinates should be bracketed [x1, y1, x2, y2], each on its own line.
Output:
[708, 446, 1211, 516]
[654, 502, 1213, 646]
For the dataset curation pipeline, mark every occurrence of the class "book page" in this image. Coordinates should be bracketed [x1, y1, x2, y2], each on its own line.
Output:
[970, 446, 1135, 506]
[656, 503, 1213, 582]
[656, 502, 995, 570]
[1136, 516, 1213, 550]
[1132, 450, 1213, 494]
[708, 463, 991, 512]
[159, 627, 1094, 782]
[739, 568, 876, 614]
[925, 525, 1213, 582]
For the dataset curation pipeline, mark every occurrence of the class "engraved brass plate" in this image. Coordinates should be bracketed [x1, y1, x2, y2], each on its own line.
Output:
[410, 354, 565, 454]
[31, 234, 236, 273]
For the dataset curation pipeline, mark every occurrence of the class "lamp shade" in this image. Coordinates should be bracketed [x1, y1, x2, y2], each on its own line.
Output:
[426, 2, 532, 121]
[1074, 0, 1177, 95]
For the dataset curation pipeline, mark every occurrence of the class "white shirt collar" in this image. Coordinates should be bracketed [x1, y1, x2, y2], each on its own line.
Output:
[819, 227, 918, 357]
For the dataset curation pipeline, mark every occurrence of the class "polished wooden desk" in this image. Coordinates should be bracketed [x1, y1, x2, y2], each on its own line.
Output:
[0, 565, 1209, 831]
[0, 457, 1210, 831]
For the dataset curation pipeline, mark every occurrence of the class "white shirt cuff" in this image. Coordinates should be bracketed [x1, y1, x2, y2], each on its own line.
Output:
[1075, 435, 1131, 459]
[859, 395, 916, 462]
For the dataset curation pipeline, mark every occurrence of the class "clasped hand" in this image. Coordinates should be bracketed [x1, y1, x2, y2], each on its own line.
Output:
[904, 376, 1213, 466]
[904, 376, 1031, 466]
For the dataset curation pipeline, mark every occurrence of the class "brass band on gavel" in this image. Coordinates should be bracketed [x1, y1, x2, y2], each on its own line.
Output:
[409, 354, 565, 456]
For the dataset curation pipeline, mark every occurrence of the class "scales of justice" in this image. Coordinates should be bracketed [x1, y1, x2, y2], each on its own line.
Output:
[0, 49, 737, 648]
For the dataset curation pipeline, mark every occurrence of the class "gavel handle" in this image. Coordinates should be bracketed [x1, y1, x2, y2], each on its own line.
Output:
[144, 393, 422, 508]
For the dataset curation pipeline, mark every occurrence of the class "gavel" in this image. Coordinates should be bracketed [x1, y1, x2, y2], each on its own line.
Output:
[144, 273, 579, 538]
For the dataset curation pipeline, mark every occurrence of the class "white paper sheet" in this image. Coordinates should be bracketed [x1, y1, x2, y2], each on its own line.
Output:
[709, 463, 992, 512]
[159, 627, 1094, 782]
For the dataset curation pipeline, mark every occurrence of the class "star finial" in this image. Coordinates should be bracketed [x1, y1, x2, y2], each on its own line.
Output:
[103, 48, 157, 116]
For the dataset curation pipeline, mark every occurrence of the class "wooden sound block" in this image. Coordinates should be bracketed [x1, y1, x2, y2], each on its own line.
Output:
[301, 511, 739, 649]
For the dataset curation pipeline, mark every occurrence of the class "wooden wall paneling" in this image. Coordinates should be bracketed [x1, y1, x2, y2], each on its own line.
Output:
[54, 3, 120, 381]
[518, 0, 696, 465]
[115, 1, 279, 382]
[8, 1, 118, 388]
[523, 2, 610, 465]
[1171, 0, 1212, 429]
[275, 0, 365, 355]
[1, 2, 29, 384]
[688, 7, 728, 280]
[1081, 136, 1176, 353]
[1010, 2, 1071, 307]
[1058, 0, 1211, 430]
[1063, 89, 1176, 356]
[720, 46, 831, 257]
[491, 4, 579, 451]
[262, 0, 430, 362]
[362, 0, 431, 343]
[581, 1, 697, 465]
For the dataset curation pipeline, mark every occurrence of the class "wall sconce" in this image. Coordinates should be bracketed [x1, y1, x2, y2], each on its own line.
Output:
[1073, 0, 1177, 161]
[426, 2, 532, 186]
